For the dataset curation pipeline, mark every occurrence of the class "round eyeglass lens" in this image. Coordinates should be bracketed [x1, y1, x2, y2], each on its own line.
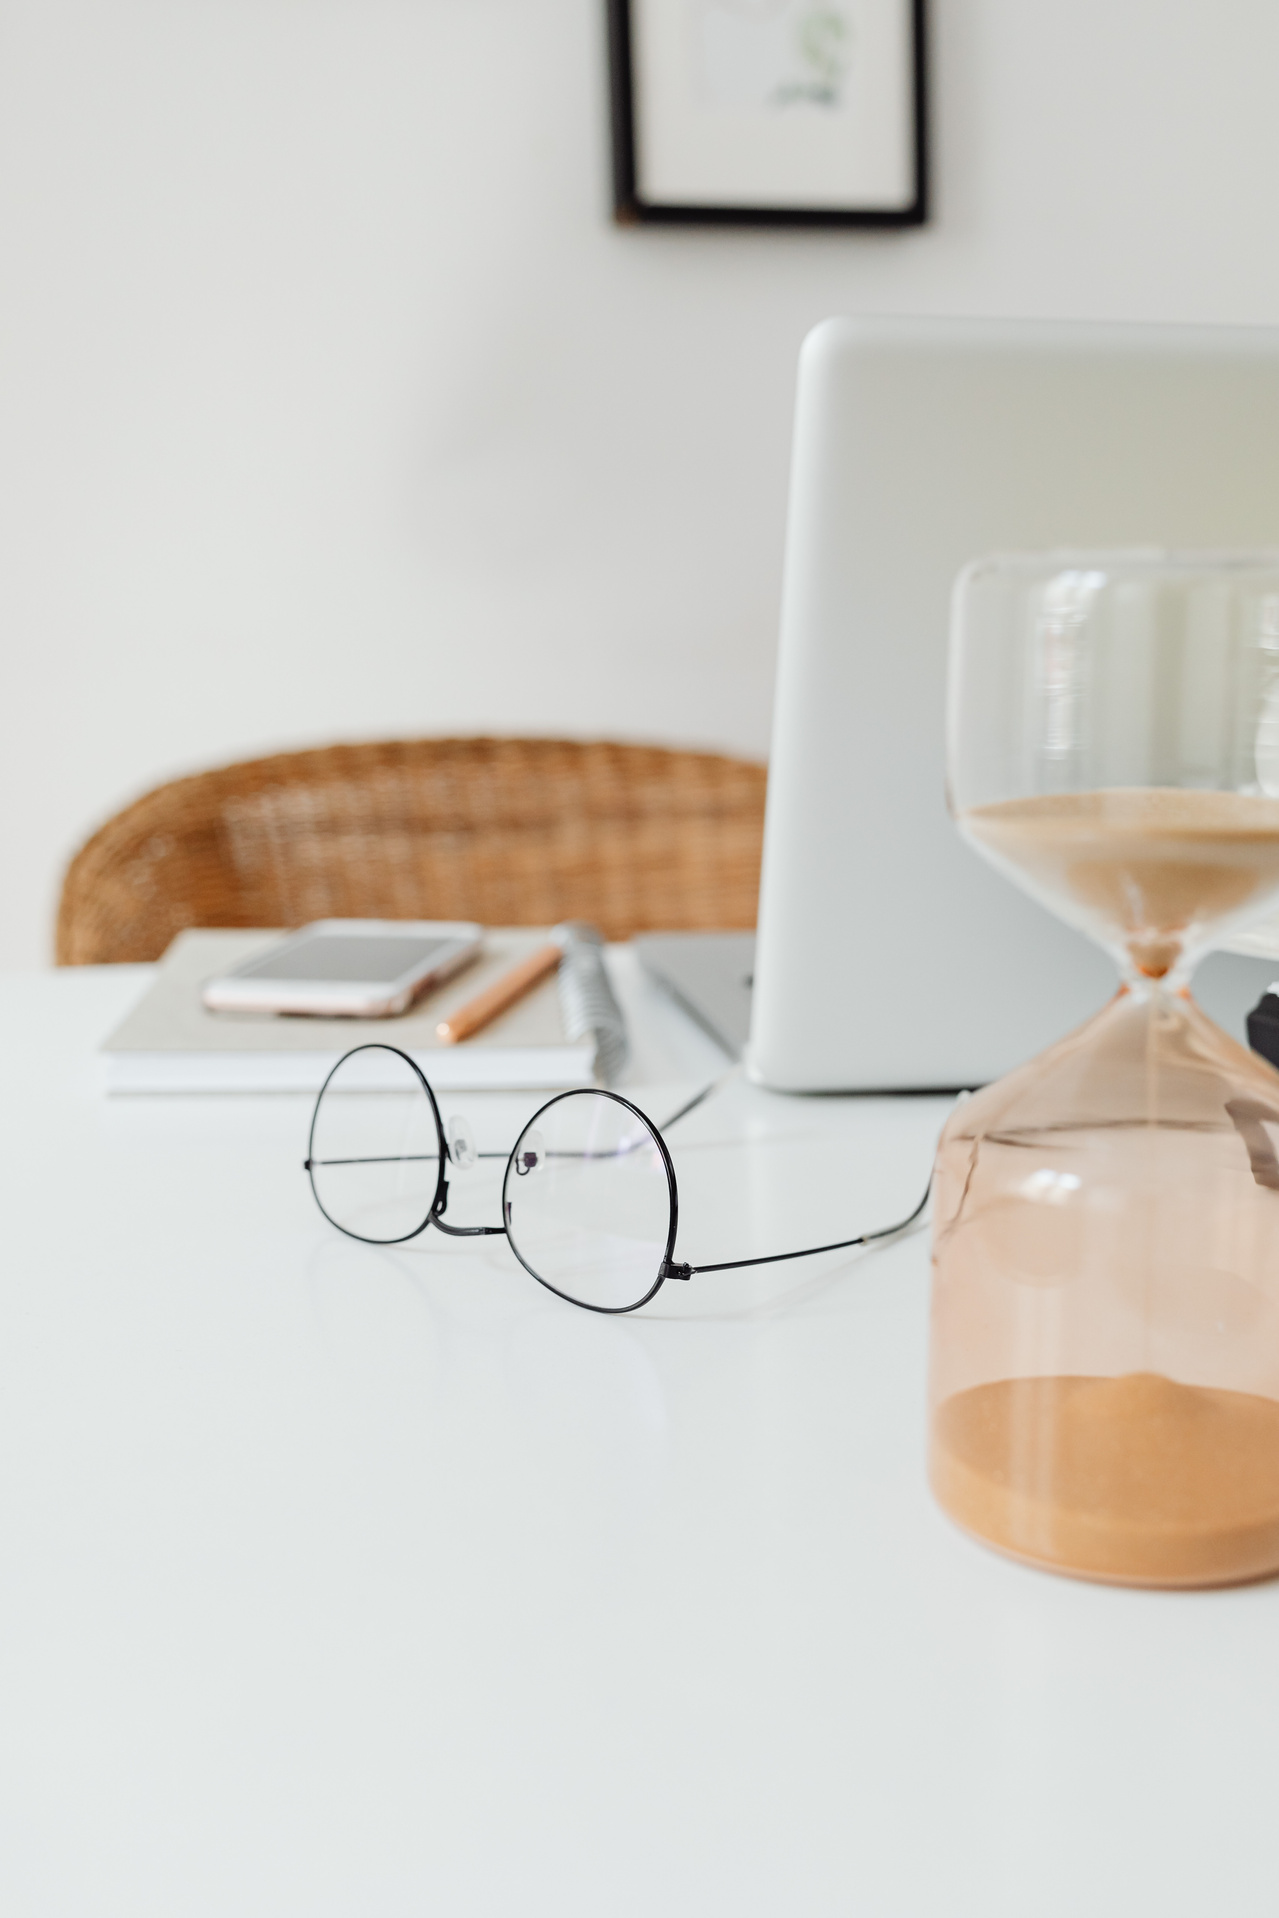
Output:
[502, 1091, 674, 1311]
[308, 1046, 443, 1243]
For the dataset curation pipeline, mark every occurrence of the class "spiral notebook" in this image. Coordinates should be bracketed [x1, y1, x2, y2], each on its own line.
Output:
[101, 929, 599, 1093]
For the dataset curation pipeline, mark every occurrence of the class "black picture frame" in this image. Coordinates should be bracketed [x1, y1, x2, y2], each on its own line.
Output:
[608, 0, 927, 228]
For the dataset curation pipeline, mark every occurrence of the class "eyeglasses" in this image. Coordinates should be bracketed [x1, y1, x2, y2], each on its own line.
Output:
[304, 1044, 931, 1314]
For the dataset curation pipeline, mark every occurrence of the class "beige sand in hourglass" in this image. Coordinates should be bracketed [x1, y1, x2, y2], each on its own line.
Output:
[929, 554, 1279, 1587]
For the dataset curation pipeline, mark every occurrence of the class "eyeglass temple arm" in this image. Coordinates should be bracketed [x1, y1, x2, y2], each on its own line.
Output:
[655, 1078, 725, 1132]
[661, 1177, 931, 1280]
[472, 1076, 729, 1164]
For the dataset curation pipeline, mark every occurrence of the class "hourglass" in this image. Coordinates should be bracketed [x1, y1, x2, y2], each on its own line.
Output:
[930, 552, 1279, 1587]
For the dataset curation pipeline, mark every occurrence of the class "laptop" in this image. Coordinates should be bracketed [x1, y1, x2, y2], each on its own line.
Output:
[747, 316, 1279, 1091]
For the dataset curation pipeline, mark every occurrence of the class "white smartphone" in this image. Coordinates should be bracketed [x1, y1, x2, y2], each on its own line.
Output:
[201, 920, 483, 1018]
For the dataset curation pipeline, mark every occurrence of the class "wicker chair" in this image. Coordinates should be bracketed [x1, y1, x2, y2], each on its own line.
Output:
[56, 737, 768, 965]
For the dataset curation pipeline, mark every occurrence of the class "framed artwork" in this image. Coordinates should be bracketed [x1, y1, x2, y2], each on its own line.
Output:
[607, 0, 926, 227]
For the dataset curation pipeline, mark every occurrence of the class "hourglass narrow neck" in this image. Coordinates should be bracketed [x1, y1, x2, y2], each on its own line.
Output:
[1114, 946, 1195, 999]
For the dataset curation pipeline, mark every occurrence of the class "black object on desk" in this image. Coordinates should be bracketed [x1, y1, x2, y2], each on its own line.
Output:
[1247, 990, 1279, 1071]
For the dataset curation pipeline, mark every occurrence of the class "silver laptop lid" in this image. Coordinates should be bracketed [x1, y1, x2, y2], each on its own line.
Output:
[749, 316, 1279, 1091]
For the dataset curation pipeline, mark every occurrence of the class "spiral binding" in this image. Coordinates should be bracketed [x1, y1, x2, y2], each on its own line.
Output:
[552, 922, 630, 1083]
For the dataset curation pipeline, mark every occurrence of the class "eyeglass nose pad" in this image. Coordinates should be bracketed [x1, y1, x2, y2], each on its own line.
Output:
[447, 1114, 478, 1171]
[514, 1128, 545, 1177]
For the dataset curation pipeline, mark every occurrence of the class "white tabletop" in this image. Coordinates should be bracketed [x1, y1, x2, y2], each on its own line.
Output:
[2, 955, 1275, 1916]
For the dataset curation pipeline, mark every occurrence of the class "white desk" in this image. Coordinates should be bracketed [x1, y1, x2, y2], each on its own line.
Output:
[2, 955, 1275, 1915]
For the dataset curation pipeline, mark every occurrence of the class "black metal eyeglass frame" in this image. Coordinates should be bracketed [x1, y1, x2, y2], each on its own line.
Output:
[305, 1044, 932, 1315]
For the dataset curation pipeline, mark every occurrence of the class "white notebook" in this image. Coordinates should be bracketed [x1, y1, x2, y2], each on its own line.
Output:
[101, 928, 597, 1093]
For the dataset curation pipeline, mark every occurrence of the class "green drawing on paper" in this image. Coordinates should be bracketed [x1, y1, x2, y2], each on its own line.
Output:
[694, 1, 855, 112]
[777, 10, 851, 105]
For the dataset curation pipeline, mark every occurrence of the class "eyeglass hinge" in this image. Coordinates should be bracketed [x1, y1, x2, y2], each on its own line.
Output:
[660, 1258, 693, 1282]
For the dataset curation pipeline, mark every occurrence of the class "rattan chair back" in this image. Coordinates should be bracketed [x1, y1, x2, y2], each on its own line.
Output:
[56, 737, 767, 964]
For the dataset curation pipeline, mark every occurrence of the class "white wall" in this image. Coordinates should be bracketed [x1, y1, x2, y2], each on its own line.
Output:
[4, 0, 1279, 967]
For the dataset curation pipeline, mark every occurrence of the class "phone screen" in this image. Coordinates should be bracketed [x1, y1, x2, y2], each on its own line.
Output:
[234, 933, 454, 985]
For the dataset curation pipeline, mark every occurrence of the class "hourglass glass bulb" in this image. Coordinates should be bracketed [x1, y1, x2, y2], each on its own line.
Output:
[932, 552, 1279, 1588]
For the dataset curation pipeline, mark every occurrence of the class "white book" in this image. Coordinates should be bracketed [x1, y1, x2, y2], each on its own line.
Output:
[101, 928, 597, 1094]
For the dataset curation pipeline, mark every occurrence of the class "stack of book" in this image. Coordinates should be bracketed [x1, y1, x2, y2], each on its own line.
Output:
[102, 928, 598, 1093]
